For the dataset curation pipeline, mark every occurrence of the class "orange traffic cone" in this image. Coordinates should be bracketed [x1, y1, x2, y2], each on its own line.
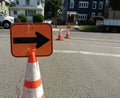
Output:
[22, 49, 45, 98]
[65, 28, 70, 39]
[56, 28, 63, 41]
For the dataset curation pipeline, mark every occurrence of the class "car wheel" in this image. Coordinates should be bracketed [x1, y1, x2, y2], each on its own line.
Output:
[2, 21, 11, 29]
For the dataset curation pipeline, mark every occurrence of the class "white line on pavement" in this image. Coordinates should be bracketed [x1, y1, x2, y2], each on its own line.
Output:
[54, 50, 120, 58]
[61, 42, 120, 49]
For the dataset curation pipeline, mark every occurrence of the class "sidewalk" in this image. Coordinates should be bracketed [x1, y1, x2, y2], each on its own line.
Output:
[52, 25, 77, 31]
[52, 25, 66, 31]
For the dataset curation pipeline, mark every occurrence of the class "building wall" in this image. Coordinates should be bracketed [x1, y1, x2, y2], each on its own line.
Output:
[16, 0, 41, 7]
[63, 0, 106, 24]
[10, 0, 44, 22]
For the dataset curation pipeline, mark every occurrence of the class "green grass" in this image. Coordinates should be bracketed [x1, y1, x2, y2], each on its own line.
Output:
[0, 26, 4, 29]
[79, 25, 98, 32]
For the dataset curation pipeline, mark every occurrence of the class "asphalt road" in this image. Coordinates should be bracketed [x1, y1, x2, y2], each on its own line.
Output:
[1, 28, 120, 98]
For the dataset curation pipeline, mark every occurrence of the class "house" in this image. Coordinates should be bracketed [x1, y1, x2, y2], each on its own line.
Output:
[62, 0, 106, 24]
[9, 0, 45, 22]
[0, 0, 11, 15]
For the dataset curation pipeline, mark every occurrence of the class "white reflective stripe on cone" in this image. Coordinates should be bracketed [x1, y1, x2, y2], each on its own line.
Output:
[25, 62, 41, 81]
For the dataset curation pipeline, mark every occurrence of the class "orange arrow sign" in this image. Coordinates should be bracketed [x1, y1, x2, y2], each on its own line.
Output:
[10, 23, 53, 57]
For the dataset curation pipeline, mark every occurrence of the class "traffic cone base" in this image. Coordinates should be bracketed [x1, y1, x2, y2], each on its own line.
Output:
[56, 28, 63, 41]
[65, 29, 70, 39]
[23, 85, 44, 98]
[65, 33, 70, 39]
[22, 49, 44, 98]
[56, 34, 63, 40]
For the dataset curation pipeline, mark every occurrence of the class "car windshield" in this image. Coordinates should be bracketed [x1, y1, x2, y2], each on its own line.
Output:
[0, 12, 6, 16]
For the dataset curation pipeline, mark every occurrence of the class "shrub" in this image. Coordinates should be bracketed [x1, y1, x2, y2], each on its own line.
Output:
[14, 18, 21, 23]
[33, 14, 44, 22]
[90, 16, 104, 25]
[18, 14, 27, 22]
[93, 16, 104, 21]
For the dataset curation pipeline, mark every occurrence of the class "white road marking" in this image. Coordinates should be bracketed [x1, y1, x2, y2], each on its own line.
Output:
[61, 42, 120, 49]
[83, 44, 120, 49]
[72, 37, 120, 43]
[62, 43, 120, 49]
[54, 50, 120, 58]
[62, 43, 76, 45]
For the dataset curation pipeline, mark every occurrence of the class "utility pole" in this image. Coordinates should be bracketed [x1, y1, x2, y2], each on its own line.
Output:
[66, 0, 68, 24]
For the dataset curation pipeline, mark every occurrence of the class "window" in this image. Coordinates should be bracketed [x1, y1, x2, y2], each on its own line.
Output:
[70, 0, 74, 9]
[26, 0, 30, 5]
[77, 14, 87, 20]
[92, 1, 97, 9]
[37, 0, 40, 5]
[99, 2, 103, 10]
[0, 1, 2, 6]
[25, 10, 36, 16]
[78, 1, 89, 8]
[14, 10, 17, 15]
[0, 13, 2, 16]
[91, 12, 95, 18]
[98, 13, 102, 16]
[28, 10, 35, 16]
[16, 0, 19, 5]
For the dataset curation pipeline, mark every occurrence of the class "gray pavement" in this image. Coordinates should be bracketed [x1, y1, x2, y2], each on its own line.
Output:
[1, 29, 120, 98]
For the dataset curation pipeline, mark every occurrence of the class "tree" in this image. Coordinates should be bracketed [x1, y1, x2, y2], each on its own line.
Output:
[109, 0, 120, 10]
[44, 0, 62, 19]
[18, 14, 27, 22]
[109, 0, 120, 18]
[44, 0, 62, 27]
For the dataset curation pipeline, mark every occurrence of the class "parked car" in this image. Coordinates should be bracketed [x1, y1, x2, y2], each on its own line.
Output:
[0, 12, 14, 29]
[44, 19, 52, 24]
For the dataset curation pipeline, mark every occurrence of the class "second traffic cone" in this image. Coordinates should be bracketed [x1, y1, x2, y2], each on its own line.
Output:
[56, 28, 63, 41]
[65, 28, 70, 39]
[22, 49, 45, 98]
